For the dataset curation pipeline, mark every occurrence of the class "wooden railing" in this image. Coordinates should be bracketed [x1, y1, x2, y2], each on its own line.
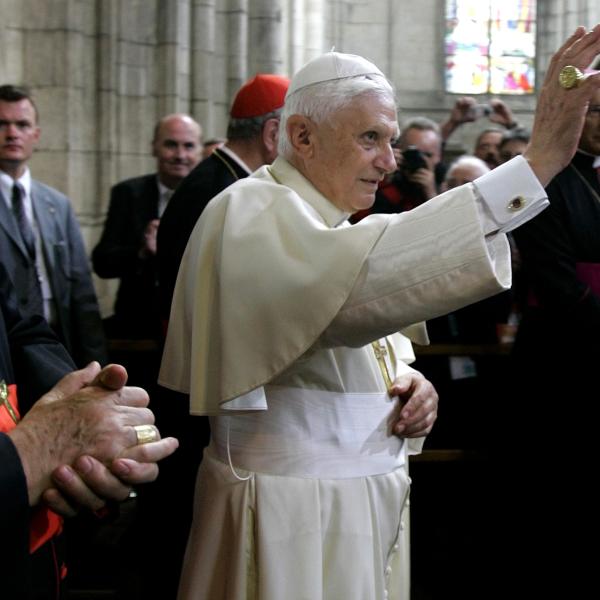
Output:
[414, 342, 512, 357]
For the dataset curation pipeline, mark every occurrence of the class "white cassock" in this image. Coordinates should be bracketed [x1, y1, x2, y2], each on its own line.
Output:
[159, 155, 547, 600]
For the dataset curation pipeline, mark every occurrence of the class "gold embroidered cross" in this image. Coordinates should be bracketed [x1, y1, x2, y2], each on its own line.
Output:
[371, 340, 393, 389]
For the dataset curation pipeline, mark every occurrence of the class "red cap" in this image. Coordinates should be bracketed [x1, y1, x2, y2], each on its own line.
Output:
[230, 74, 290, 119]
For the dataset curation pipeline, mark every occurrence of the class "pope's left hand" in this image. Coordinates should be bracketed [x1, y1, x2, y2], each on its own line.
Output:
[389, 372, 438, 437]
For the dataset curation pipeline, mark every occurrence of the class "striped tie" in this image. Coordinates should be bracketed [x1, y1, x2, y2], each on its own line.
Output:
[11, 182, 44, 316]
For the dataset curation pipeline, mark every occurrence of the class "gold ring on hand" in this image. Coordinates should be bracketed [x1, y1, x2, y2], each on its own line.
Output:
[133, 424, 159, 445]
[558, 65, 584, 89]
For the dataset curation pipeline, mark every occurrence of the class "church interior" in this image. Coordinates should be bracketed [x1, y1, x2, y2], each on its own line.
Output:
[2, 0, 599, 598]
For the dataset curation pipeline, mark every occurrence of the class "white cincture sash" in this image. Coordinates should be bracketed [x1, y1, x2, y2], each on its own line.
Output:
[210, 385, 406, 479]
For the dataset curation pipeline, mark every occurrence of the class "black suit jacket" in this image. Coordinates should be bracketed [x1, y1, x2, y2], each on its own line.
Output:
[514, 150, 600, 343]
[157, 149, 249, 320]
[0, 179, 107, 367]
[0, 263, 75, 599]
[92, 174, 162, 338]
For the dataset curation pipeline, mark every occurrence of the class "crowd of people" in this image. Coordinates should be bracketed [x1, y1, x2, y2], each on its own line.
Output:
[1, 23, 600, 600]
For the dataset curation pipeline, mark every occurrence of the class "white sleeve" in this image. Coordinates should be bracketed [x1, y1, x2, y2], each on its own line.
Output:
[319, 158, 548, 348]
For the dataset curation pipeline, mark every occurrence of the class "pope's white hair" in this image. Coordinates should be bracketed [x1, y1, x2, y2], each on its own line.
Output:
[278, 74, 396, 159]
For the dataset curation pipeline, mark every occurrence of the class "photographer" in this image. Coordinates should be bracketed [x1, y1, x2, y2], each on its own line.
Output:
[441, 97, 520, 169]
[351, 116, 441, 222]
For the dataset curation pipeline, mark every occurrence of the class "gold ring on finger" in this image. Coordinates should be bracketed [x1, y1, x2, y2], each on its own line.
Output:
[558, 65, 584, 89]
[133, 424, 159, 445]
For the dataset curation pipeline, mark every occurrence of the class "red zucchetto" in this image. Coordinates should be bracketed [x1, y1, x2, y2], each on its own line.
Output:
[230, 74, 290, 119]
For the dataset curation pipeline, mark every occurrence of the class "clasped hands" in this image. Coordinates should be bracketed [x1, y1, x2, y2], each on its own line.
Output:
[9, 362, 178, 517]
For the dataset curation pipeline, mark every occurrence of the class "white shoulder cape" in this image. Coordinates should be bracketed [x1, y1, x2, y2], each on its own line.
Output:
[159, 157, 401, 414]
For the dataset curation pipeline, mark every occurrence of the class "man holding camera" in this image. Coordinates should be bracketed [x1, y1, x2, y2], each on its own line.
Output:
[351, 116, 441, 222]
[440, 97, 520, 169]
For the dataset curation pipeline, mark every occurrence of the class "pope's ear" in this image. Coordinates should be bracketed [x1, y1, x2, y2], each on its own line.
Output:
[286, 115, 314, 157]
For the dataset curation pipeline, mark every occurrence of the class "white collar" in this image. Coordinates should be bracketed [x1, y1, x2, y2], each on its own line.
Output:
[268, 156, 351, 228]
[0, 167, 32, 206]
[156, 177, 175, 197]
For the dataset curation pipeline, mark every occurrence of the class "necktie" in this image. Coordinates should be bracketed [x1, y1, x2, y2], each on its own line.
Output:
[11, 182, 44, 316]
[11, 182, 36, 259]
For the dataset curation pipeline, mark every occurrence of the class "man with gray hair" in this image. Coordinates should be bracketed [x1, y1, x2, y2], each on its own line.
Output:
[396, 116, 443, 198]
[161, 27, 600, 599]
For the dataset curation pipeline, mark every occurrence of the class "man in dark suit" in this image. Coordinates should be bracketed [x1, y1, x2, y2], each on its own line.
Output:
[92, 113, 203, 340]
[157, 74, 290, 322]
[0, 84, 106, 367]
[0, 263, 178, 599]
[141, 73, 289, 599]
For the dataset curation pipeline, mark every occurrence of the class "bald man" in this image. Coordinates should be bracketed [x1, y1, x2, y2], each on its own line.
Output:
[93, 113, 203, 340]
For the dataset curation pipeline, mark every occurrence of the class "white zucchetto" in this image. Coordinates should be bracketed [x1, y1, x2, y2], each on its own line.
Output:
[285, 52, 385, 98]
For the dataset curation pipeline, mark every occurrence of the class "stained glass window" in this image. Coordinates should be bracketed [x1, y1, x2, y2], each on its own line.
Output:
[445, 0, 536, 95]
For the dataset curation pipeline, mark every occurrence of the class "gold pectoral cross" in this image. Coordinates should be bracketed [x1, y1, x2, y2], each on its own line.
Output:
[371, 339, 395, 390]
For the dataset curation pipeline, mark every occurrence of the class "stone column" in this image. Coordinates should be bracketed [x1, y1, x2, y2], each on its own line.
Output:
[286, 0, 305, 75]
[156, 0, 193, 116]
[305, 0, 325, 61]
[20, 0, 99, 231]
[249, 0, 284, 74]
[191, 0, 222, 137]
[225, 0, 249, 107]
[0, 1, 25, 81]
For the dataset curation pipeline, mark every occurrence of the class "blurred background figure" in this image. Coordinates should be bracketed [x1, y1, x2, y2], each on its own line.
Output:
[473, 127, 505, 169]
[441, 97, 520, 170]
[92, 113, 203, 342]
[441, 154, 489, 190]
[499, 127, 531, 164]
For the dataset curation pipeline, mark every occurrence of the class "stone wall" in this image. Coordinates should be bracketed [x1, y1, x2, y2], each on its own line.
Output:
[0, 0, 597, 313]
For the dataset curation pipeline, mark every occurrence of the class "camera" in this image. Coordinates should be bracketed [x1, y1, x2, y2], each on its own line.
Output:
[467, 103, 492, 120]
[401, 146, 428, 173]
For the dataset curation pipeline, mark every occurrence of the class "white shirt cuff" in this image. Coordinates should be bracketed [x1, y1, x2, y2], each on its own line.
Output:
[472, 155, 549, 234]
